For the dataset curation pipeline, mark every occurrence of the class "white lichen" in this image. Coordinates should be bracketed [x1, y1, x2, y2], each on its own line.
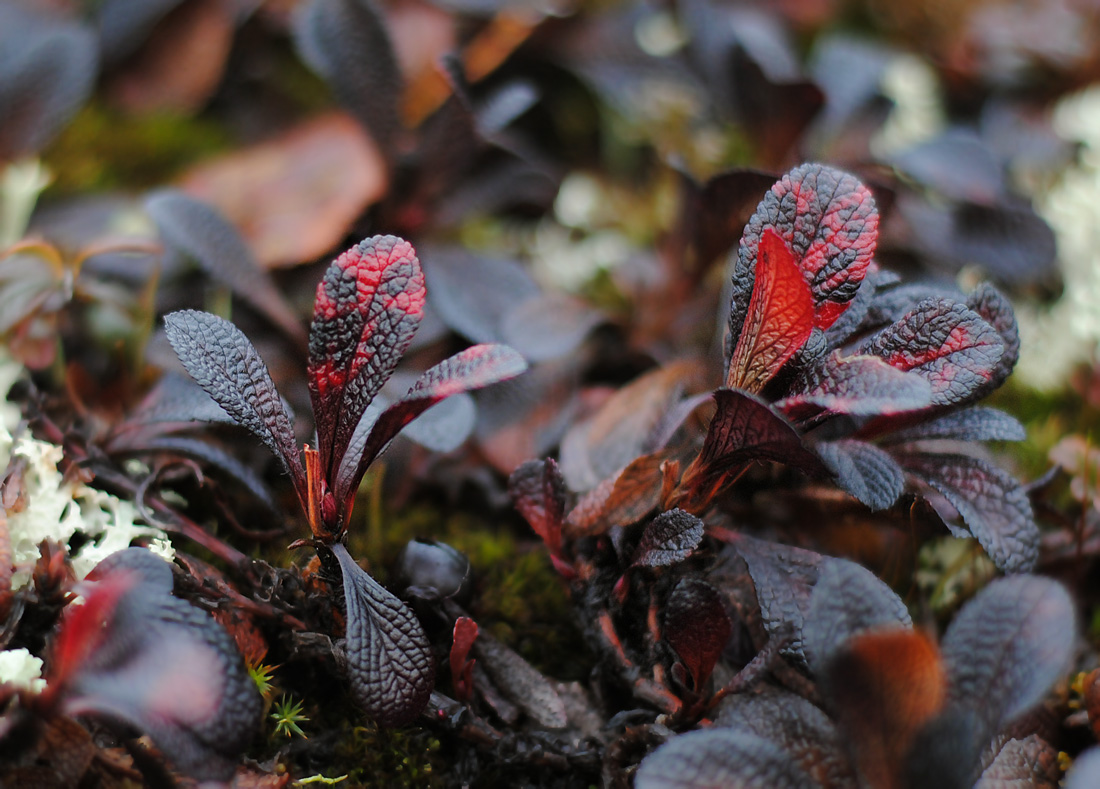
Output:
[0, 647, 46, 694]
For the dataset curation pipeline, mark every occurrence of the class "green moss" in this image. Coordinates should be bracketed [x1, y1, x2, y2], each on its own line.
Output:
[40, 103, 231, 196]
[332, 724, 443, 789]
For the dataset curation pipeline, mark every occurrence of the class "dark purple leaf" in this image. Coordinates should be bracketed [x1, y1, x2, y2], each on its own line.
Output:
[56, 549, 262, 782]
[633, 509, 705, 569]
[663, 578, 731, 693]
[900, 453, 1039, 573]
[694, 390, 822, 480]
[397, 392, 476, 453]
[940, 575, 1075, 732]
[164, 310, 303, 487]
[815, 439, 906, 511]
[881, 407, 1025, 444]
[890, 129, 1006, 204]
[338, 344, 526, 504]
[422, 247, 539, 345]
[976, 735, 1059, 788]
[94, 0, 183, 60]
[500, 293, 604, 363]
[806, 35, 892, 154]
[0, 4, 98, 160]
[860, 297, 1004, 407]
[145, 190, 305, 346]
[307, 235, 425, 489]
[714, 687, 857, 789]
[127, 372, 236, 426]
[966, 283, 1021, 398]
[822, 267, 899, 347]
[635, 729, 817, 789]
[292, 0, 402, 156]
[509, 458, 567, 553]
[803, 557, 911, 677]
[733, 535, 826, 665]
[777, 352, 933, 421]
[330, 543, 434, 727]
[862, 281, 959, 329]
[729, 163, 879, 357]
[470, 625, 567, 729]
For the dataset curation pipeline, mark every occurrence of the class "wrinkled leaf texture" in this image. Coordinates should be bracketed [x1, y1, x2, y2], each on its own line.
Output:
[331, 543, 434, 726]
[815, 439, 906, 511]
[777, 352, 933, 422]
[663, 578, 731, 692]
[632, 509, 705, 568]
[881, 406, 1026, 444]
[635, 729, 817, 789]
[509, 458, 566, 552]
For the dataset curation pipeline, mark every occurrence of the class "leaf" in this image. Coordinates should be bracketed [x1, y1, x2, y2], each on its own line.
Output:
[0, 5, 98, 160]
[900, 453, 1039, 573]
[330, 543, 434, 727]
[729, 163, 879, 356]
[145, 190, 305, 346]
[397, 392, 476, 453]
[815, 439, 906, 511]
[802, 557, 912, 677]
[127, 372, 236, 426]
[939, 574, 1075, 732]
[292, 0, 403, 156]
[471, 625, 567, 729]
[1065, 747, 1100, 789]
[632, 509, 705, 569]
[509, 458, 567, 553]
[966, 283, 1021, 398]
[164, 310, 303, 488]
[975, 735, 1059, 789]
[860, 297, 1005, 406]
[563, 450, 670, 538]
[776, 352, 933, 422]
[823, 629, 946, 789]
[714, 687, 857, 789]
[500, 292, 604, 363]
[663, 579, 731, 693]
[94, 0, 182, 59]
[449, 617, 478, 702]
[337, 343, 527, 507]
[726, 228, 815, 393]
[307, 235, 425, 487]
[692, 390, 821, 482]
[179, 113, 388, 269]
[55, 549, 263, 781]
[881, 407, 1026, 444]
[635, 729, 818, 789]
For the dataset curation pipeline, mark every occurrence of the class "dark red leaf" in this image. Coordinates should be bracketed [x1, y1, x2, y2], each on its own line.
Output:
[977, 735, 1059, 788]
[145, 190, 306, 346]
[632, 509, 705, 569]
[802, 557, 912, 677]
[714, 687, 856, 788]
[729, 163, 879, 358]
[509, 457, 567, 554]
[940, 575, 1075, 732]
[881, 406, 1025, 444]
[814, 439, 906, 512]
[450, 617, 478, 702]
[860, 297, 1004, 406]
[563, 450, 672, 538]
[727, 228, 815, 393]
[966, 283, 1021, 399]
[777, 352, 933, 422]
[331, 543, 434, 727]
[292, 0, 402, 156]
[692, 389, 822, 482]
[900, 453, 1039, 573]
[635, 729, 817, 789]
[337, 343, 526, 507]
[164, 310, 304, 491]
[307, 235, 425, 488]
[663, 579, 731, 692]
[53, 548, 262, 782]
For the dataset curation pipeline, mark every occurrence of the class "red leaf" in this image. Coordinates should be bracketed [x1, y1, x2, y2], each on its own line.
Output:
[727, 228, 815, 393]
[450, 617, 478, 702]
[307, 235, 425, 487]
[509, 458, 566, 554]
[663, 579, 731, 693]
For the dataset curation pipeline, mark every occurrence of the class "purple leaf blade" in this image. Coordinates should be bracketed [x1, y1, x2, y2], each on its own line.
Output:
[632, 509, 705, 568]
[777, 352, 933, 422]
[145, 190, 306, 346]
[966, 283, 1021, 399]
[308, 235, 425, 485]
[1066, 747, 1100, 789]
[815, 439, 906, 511]
[940, 575, 1075, 733]
[729, 163, 879, 356]
[164, 310, 303, 487]
[901, 453, 1039, 573]
[331, 543, 434, 727]
[335, 343, 526, 505]
[636, 729, 818, 789]
[509, 458, 567, 552]
[861, 297, 1004, 407]
[881, 406, 1026, 444]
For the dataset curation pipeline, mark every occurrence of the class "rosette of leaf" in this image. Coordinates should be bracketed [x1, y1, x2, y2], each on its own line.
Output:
[39, 548, 262, 782]
[165, 235, 527, 726]
[636, 560, 1076, 789]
